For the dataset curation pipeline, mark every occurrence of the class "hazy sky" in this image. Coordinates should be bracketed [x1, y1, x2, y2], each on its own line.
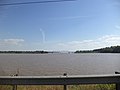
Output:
[0, 0, 120, 51]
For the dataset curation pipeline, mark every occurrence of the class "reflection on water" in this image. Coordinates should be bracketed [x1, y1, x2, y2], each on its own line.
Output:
[0, 53, 120, 76]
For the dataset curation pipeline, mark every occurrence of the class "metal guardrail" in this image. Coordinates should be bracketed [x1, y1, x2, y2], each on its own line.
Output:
[0, 74, 120, 90]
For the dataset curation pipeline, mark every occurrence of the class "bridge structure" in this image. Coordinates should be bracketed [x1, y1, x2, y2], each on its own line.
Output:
[0, 74, 120, 90]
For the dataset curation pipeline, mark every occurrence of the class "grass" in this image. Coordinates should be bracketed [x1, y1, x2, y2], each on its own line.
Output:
[0, 84, 116, 90]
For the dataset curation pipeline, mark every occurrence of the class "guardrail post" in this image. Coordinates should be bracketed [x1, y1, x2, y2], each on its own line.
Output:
[13, 85, 17, 90]
[64, 85, 67, 90]
[116, 83, 120, 90]
[115, 72, 120, 90]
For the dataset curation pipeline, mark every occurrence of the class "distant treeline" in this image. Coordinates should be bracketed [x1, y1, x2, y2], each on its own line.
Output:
[75, 50, 93, 53]
[0, 51, 50, 54]
[75, 46, 120, 53]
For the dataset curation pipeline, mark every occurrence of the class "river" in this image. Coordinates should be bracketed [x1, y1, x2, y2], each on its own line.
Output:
[0, 53, 120, 76]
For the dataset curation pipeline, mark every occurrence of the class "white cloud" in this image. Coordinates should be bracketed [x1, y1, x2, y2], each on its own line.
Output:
[40, 29, 46, 43]
[98, 35, 120, 42]
[59, 16, 89, 19]
[115, 25, 120, 30]
[112, 2, 120, 6]
[0, 39, 24, 46]
[0, 38, 25, 50]
[51, 15, 90, 20]
[57, 35, 120, 50]
[1, 35, 120, 51]
[57, 43, 67, 46]
[107, 1, 120, 7]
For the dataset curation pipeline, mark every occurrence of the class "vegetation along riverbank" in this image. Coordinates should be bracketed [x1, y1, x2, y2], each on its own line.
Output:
[75, 46, 120, 53]
[0, 84, 116, 90]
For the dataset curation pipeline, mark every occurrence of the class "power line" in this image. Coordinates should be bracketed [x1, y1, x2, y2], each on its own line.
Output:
[0, 0, 76, 6]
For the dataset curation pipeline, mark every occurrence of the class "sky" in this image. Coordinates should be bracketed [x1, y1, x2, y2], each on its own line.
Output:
[0, 0, 120, 51]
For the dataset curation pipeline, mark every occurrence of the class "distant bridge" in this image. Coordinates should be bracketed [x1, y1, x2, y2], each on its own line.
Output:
[0, 74, 120, 90]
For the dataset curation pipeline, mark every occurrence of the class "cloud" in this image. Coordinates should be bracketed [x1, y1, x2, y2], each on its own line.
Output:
[2, 35, 119, 51]
[115, 25, 120, 29]
[98, 35, 120, 42]
[113, 2, 120, 6]
[57, 35, 120, 50]
[107, 1, 120, 7]
[0, 39, 24, 46]
[59, 16, 89, 19]
[51, 15, 90, 20]
[40, 29, 45, 43]
[0, 6, 10, 25]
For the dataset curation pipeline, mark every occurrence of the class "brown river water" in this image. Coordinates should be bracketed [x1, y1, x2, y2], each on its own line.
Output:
[0, 53, 120, 76]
